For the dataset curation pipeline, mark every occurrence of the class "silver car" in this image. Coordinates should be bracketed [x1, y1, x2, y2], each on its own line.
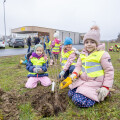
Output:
[9, 38, 25, 48]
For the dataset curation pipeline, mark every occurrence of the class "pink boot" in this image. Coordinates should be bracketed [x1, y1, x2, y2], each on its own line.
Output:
[50, 59, 54, 66]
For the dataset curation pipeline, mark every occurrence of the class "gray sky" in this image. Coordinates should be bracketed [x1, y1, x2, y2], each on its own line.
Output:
[0, 0, 120, 40]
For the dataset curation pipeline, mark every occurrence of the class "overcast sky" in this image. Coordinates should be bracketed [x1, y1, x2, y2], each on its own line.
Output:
[0, 0, 120, 40]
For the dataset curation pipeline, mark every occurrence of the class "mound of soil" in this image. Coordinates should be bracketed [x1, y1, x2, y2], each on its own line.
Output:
[0, 86, 68, 119]
[19, 86, 68, 117]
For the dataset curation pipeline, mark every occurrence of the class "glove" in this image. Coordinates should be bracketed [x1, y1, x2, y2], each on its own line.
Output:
[60, 70, 65, 78]
[69, 74, 77, 81]
[96, 87, 109, 101]
[37, 68, 44, 73]
[33, 68, 42, 73]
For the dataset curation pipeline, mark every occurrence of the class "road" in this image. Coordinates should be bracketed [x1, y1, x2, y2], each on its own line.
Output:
[0, 44, 84, 57]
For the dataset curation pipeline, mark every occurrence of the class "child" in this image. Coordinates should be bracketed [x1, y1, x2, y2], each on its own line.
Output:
[68, 26, 114, 107]
[44, 36, 51, 57]
[115, 44, 120, 52]
[20, 48, 34, 65]
[109, 46, 114, 52]
[59, 37, 80, 79]
[25, 44, 51, 88]
[50, 31, 62, 65]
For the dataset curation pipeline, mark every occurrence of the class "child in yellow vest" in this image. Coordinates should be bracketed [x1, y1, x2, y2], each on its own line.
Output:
[25, 44, 51, 88]
[59, 37, 80, 79]
[50, 31, 62, 65]
[68, 26, 114, 107]
[44, 36, 51, 57]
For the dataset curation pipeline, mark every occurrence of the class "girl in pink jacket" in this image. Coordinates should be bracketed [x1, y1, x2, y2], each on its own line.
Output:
[50, 31, 62, 65]
[68, 26, 114, 107]
[59, 37, 80, 79]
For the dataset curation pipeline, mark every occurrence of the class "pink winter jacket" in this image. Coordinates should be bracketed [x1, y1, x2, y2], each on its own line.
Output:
[69, 43, 114, 102]
[51, 39, 62, 54]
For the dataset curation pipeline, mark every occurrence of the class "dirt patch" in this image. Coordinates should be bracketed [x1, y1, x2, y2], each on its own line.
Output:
[31, 91, 67, 117]
[19, 86, 68, 117]
[0, 86, 68, 119]
[0, 90, 19, 120]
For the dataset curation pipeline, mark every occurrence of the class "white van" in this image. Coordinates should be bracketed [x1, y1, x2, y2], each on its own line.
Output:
[0, 39, 5, 48]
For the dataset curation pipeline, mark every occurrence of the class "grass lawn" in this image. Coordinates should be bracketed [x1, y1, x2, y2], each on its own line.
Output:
[0, 44, 120, 120]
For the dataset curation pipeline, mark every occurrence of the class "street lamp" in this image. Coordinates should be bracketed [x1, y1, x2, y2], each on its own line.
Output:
[3, 0, 6, 41]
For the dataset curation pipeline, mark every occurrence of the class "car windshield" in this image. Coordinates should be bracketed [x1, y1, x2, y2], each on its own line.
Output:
[15, 39, 24, 41]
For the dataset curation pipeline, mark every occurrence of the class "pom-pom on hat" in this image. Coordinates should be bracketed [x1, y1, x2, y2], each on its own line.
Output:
[64, 37, 73, 45]
[83, 25, 100, 45]
[34, 44, 43, 52]
[53, 31, 59, 39]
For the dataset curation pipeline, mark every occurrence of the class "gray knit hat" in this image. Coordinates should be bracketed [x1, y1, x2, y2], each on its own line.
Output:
[34, 44, 43, 52]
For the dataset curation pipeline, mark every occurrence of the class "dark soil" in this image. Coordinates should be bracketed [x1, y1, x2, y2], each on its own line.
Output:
[0, 86, 68, 119]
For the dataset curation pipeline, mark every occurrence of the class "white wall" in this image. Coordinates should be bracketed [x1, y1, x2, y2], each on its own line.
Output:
[57, 30, 84, 44]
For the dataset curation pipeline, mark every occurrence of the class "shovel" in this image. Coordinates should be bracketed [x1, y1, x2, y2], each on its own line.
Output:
[59, 77, 72, 89]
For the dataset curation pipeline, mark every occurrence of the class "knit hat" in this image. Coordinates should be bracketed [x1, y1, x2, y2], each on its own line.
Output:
[64, 37, 73, 45]
[34, 44, 43, 52]
[83, 26, 100, 45]
[53, 31, 59, 39]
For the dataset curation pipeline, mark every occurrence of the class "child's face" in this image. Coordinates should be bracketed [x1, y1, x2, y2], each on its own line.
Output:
[64, 44, 72, 51]
[36, 47, 43, 56]
[84, 39, 97, 52]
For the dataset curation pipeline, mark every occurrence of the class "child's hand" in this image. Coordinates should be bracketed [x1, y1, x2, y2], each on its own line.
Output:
[33, 68, 43, 73]
[38, 68, 44, 73]
[60, 70, 65, 78]
[96, 87, 109, 101]
[69, 74, 77, 81]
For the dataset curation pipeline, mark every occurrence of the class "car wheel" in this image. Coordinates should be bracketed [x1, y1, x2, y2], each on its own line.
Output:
[22, 46, 24, 48]
[9, 44, 10, 47]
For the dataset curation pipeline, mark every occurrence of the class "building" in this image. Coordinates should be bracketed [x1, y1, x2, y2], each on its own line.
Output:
[11, 26, 85, 44]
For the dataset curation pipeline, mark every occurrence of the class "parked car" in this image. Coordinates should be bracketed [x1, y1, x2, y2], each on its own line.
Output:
[9, 38, 25, 48]
[0, 39, 5, 48]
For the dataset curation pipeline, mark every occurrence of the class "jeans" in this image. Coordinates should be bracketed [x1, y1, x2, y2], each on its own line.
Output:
[46, 49, 51, 58]
[59, 65, 75, 79]
[27, 45, 31, 53]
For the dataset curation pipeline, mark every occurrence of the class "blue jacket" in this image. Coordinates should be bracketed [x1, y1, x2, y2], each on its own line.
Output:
[26, 57, 48, 78]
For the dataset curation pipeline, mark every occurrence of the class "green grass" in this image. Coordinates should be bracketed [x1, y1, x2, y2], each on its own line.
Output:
[0, 43, 120, 119]
[19, 103, 36, 120]
[4, 45, 35, 49]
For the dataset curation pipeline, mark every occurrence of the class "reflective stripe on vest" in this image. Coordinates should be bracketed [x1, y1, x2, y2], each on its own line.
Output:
[79, 51, 105, 77]
[28, 57, 48, 75]
[61, 49, 77, 68]
[45, 41, 51, 49]
[52, 43, 60, 52]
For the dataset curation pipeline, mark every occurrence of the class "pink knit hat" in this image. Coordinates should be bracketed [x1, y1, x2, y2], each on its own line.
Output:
[83, 26, 100, 45]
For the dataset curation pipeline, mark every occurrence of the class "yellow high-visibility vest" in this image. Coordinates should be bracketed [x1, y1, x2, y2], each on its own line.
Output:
[28, 57, 48, 75]
[61, 49, 77, 68]
[52, 43, 60, 52]
[79, 51, 105, 77]
[45, 41, 51, 49]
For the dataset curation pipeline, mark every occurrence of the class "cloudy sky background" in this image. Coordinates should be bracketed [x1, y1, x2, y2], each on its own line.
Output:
[0, 0, 120, 40]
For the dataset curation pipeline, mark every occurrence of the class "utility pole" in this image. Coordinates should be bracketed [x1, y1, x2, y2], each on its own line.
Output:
[3, 0, 6, 41]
